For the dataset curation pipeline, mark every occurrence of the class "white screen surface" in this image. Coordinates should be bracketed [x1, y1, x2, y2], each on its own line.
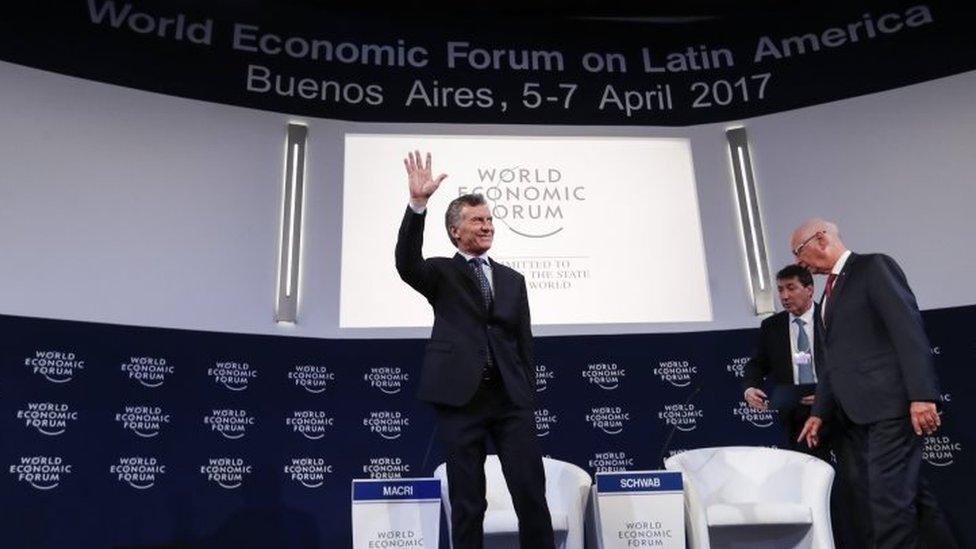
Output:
[340, 134, 711, 328]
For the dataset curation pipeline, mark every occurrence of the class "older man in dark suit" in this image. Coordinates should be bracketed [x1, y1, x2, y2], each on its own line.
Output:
[794, 218, 955, 549]
[395, 151, 554, 549]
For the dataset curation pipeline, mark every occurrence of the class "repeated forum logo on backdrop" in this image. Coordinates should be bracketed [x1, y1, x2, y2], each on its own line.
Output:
[362, 456, 412, 479]
[589, 451, 635, 473]
[363, 411, 410, 440]
[732, 400, 776, 428]
[121, 356, 174, 388]
[582, 362, 626, 390]
[116, 405, 171, 438]
[535, 408, 558, 437]
[201, 457, 253, 489]
[725, 356, 750, 379]
[17, 402, 78, 436]
[535, 364, 554, 392]
[459, 164, 584, 239]
[924, 435, 963, 467]
[284, 458, 334, 488]
[111, 457, 165, 490]
[208, 361, 257, 391]
[24, 350, 85, 383]
[586, 406, 631, 435]
[10, 456, 72, 490]
[286, 411, 335, 440]
[204, 409, 255, 440]
[288, 364, 335, 393]
[364, 366, 409, 395]
[658, 403, 703, 432]
[653, 359, 698, 387]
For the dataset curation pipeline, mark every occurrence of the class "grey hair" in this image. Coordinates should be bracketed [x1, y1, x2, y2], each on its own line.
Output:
[445, 193, 487, 247]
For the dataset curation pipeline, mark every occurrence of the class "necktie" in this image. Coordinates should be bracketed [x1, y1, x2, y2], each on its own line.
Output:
[469, 258, 496, 373]
[794, 317, 815, 384]
[468, 257, 493, 310]
[822, 273, 837, 305]
[821, 273, 837, 323]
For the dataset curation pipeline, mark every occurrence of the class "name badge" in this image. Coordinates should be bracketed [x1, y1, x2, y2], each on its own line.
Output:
[794, 351, 812, 365]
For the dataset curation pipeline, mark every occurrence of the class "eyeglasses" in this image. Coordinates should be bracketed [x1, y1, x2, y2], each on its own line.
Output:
[792, 230, 823, 256]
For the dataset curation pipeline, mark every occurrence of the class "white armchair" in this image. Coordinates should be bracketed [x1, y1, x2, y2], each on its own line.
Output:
[664, 446, 834, 549]
[433, 455, 592, 549]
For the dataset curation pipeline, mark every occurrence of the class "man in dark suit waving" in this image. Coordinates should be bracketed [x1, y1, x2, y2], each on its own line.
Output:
[743, 264, 830, 460]
[395, 151, 554, 549]
[794, 218, 955, 549]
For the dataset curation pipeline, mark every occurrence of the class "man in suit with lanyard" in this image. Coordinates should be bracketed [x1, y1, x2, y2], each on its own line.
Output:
[794, 218, 956, 548]
[395, 151, 554, 549]
[743, 264, 830, 460]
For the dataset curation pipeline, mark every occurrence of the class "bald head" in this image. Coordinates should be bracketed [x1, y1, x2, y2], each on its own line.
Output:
[790, 218, 847, 274]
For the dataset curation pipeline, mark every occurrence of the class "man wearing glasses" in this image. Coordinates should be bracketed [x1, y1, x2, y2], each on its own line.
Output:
[792, 219, 955, 549]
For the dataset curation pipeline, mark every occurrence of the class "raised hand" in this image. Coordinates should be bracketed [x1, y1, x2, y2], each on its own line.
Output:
[404, 150, 447, 208]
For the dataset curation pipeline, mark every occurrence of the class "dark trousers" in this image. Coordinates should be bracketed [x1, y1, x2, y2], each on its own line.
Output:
[434, 376, 555, 549]
[783, 403, 832, 462]
[833, 408, 957, 549]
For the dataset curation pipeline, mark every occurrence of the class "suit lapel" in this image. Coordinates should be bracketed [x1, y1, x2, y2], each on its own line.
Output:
[774, 312, 793, 374]
[488, 258, 509, 311]
[824, 253, 856, 331]
[452, 253, 484, 304]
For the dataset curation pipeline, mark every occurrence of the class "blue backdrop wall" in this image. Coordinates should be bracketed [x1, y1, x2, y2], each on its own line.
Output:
[2, 306, 971, 547]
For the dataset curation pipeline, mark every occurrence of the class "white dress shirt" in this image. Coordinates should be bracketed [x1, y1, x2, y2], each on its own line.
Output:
[789, 304, 817, 384]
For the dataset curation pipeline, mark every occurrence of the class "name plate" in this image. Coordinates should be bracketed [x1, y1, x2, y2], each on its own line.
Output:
[594, 471, 684, 549]
[351, 478, 441, 549]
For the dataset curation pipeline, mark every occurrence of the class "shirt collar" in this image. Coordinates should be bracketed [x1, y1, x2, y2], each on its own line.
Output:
[831, 249, 852, 275]
[459, 250, 491, 265]
[790, 302, 815, 324]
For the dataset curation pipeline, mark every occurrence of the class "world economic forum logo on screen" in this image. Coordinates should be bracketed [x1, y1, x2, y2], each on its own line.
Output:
[459, 165, 584, 239]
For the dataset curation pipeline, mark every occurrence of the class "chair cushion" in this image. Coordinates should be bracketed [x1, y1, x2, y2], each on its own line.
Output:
[706, 502, 812, 526]
[483, 510, 569, 534]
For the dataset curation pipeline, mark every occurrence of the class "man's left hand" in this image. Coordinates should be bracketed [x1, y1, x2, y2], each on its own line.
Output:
[910, 401, 940, 436]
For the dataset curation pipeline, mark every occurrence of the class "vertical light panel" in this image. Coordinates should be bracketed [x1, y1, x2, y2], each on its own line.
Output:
[276, 123, 307, 323]
[726, 127, 774, 314]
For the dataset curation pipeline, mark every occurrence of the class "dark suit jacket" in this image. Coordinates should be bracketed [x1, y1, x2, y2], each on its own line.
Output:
[742, 307, 821, 413]
[395, 207, 535, 408]
[812, 253, 940, 425]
